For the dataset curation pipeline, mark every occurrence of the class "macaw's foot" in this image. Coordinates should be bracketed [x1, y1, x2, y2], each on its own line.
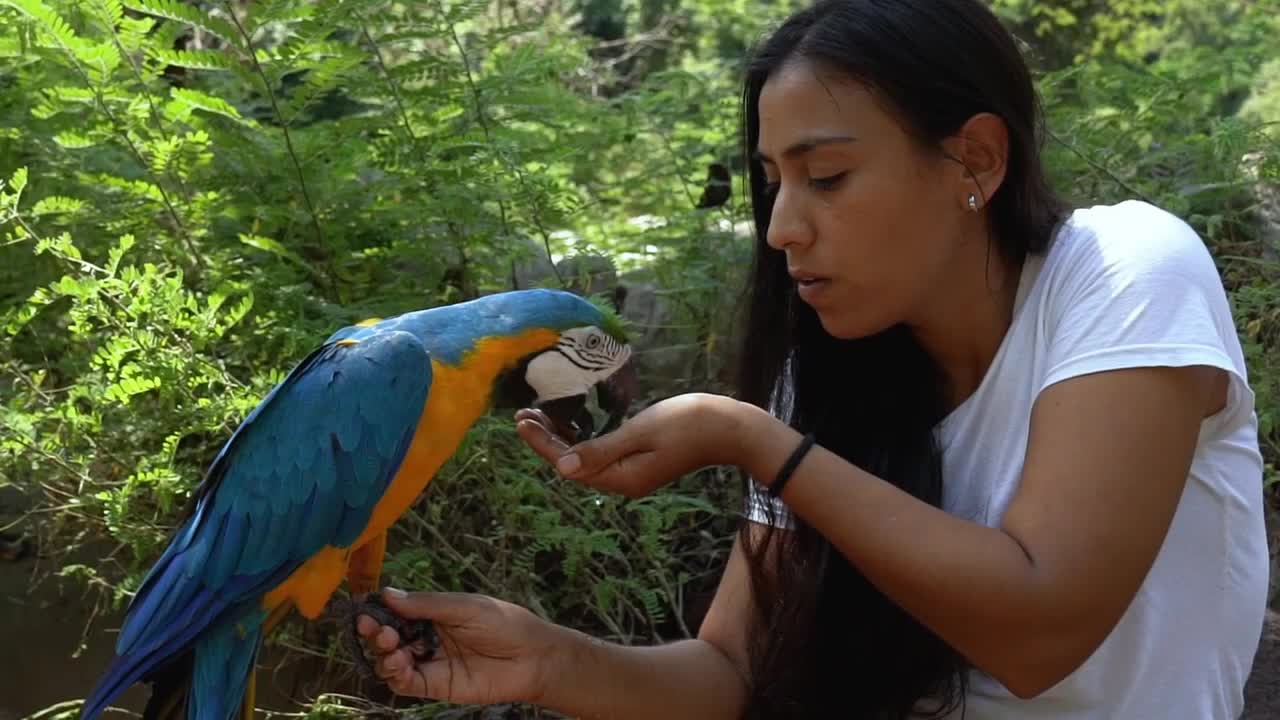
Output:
[339, 591, 439, 681]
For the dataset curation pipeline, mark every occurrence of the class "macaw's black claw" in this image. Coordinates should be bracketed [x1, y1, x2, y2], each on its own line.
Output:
[343, 591, 439, 681]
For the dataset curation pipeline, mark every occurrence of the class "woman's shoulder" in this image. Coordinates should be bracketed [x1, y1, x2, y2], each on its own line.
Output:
[1032, 199, 1227, 313]
[1044, 199, 1219, 281]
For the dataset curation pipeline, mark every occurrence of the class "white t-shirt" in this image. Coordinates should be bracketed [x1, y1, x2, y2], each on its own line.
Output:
[745, 200, 1270, 719]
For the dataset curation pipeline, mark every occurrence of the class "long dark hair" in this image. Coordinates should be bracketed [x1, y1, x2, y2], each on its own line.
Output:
[733, 1, 1068, 718]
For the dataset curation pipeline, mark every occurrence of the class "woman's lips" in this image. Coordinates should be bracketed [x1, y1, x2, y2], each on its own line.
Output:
[794, 276, 832, 304]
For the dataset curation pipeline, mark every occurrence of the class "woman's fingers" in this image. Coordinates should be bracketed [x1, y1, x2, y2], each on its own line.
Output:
[378, 649, 431, 697]
[355, 619, 401, 653]
[527, 410, 650, 474]
[515, 414, 570, 462]
[375, 647, 410, 679]
[356, 615, 380, 638]
[515, 406, 665, 498]
[376, 645, 466, 701]
[374, 625, 401, 653]
[514, 407, 552, 427]
[575, 448, 663, 497]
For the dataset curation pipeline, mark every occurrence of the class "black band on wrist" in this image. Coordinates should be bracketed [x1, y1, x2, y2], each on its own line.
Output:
[768, 432, 815, 498]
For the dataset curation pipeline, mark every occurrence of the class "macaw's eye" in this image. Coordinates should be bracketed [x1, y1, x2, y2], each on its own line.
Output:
[586, 333, 601, 349]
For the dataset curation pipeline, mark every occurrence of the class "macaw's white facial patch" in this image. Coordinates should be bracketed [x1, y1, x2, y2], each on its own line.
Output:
[525, 326, 632, 403]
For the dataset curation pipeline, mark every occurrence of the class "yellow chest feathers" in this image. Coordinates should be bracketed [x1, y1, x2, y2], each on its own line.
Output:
[359, 327, 560, 537]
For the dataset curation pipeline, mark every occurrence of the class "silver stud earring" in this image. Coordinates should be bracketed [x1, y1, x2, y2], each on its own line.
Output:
[967, 193, 978, 212]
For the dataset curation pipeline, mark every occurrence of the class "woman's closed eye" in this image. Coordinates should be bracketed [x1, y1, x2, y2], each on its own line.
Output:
[763, 172, 847, 199]
[810, 172, 847, 191]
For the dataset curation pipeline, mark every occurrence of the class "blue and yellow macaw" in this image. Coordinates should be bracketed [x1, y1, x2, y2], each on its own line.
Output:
[80, 288, 636, 720]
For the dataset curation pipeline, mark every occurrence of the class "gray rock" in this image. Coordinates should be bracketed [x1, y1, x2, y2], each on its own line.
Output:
[1241, 151, 1280, 262]
[509, 237, 560, 291]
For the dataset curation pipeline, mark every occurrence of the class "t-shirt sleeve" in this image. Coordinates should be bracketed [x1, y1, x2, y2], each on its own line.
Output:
[1039, 201, 1244, 394]
[744, 478, 794, 527]
[742, 368, 797, 529]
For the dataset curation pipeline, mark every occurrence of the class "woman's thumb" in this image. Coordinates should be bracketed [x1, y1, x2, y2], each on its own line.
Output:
[379, 587, 480, 622]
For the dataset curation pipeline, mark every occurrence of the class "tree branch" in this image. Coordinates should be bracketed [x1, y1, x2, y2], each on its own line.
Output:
[92, 0, 195, 205]
[1046, 127, 1152, 204]
[440, 2, 563, 286]
[222, 2, 327, 254]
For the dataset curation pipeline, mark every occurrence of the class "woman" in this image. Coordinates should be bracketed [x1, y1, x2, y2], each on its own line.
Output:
[357, 1, 1269, 717]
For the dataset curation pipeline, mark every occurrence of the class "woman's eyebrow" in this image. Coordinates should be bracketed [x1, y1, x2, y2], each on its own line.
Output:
[754, 134, 857, 164]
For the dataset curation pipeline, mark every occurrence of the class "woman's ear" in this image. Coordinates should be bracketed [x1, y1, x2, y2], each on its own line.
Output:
[943, 112, 1009, 211]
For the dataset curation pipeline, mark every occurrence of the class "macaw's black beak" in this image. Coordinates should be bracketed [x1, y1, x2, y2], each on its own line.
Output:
[538, 393, 592, 445]
[596, 355, 637, 437]
[537, 357, 638, 445]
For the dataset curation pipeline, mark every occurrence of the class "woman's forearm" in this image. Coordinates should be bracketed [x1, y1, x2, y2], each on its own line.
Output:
[728, 400, 1083, 698]
[537, 629, 748, 720]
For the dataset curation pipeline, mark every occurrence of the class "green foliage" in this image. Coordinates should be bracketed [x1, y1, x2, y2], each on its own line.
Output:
[1022, 0, 1280, 495]
[0, 1, 1277, 718]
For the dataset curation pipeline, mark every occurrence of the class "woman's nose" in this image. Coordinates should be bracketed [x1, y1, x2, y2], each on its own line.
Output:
[765, 186, 812, 251]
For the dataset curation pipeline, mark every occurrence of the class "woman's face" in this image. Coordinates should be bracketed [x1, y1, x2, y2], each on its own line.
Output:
[756, 58, 976, 340]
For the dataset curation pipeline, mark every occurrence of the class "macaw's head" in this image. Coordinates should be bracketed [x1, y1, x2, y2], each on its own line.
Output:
[490, 289, 638, 443]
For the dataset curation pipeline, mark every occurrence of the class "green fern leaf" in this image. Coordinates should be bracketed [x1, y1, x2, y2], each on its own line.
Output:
[164, 86, 249, 124]
[86, 0, 124, 26]
[8, 167, 27, 195]
[238, 233, 307, 268]
[79, 41, 121, 83]
[31, 195, 85, 216]
[638, 587, 666, 626]
[0, 0, 79, 50]
[105, 234, 135, 276]
[148, 47, 237, 72]
[280, 52, 365, 124]
[253, 0, 315, 25]
[124, 0, 241, 49]
[114, 14, 155, 53]
[442, 0, 489, 24]
[0, 32, 23, 58]
[219, 293, 253, 335]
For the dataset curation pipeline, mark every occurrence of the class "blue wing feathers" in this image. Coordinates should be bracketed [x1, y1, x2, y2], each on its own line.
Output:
[117, 547, 187, 653]
[252, 514, 280, 575]
[373, 417, 400, 457]
[82, 331, 432, 720]
[345, 433, 381, 506]
[117, 498, 207, 650]
[208, 510, 246, 589]
[237, 512, 270, 576]
[335, 502, 372, 547]
[262, 508, 290, 566]
[310, 436, 339, 494]
[288, 447, 315, 505]
[299, 462, 346, 553]
[334, 409, 362, 452]
[180, 512, 223, 581]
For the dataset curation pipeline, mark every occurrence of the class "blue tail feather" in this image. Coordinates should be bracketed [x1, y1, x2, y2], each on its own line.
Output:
[190, 606, 265, 720]
[81, 585, 224, 720]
